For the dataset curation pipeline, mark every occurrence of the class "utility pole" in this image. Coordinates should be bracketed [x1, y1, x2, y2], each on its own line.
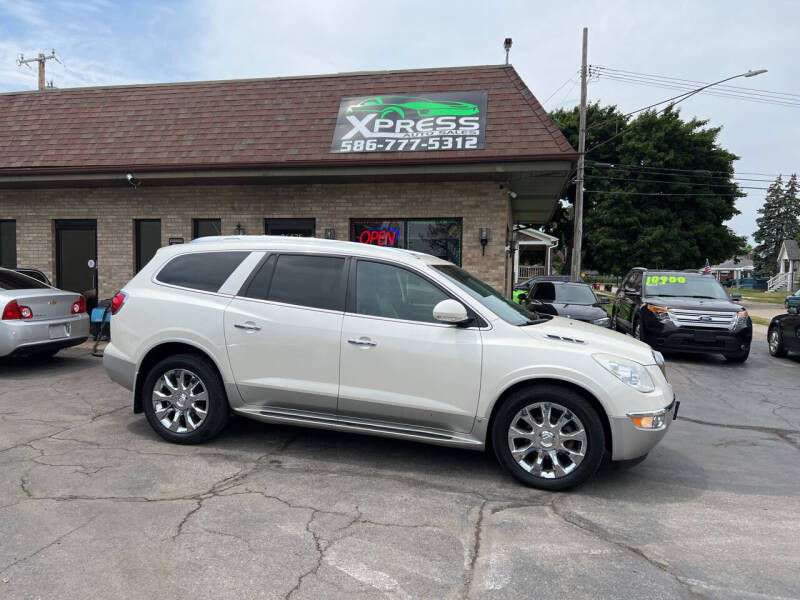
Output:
[571, 28, 588, 281]
[16, 50, 60, 91]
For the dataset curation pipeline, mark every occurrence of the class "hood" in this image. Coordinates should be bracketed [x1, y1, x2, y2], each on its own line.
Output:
[536, 302, 608, 321]
[645, 295, 740, 312]
[521, 316, 656, 365]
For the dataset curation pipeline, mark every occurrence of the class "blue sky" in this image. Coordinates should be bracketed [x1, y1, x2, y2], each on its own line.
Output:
[2, 0, 798, 243]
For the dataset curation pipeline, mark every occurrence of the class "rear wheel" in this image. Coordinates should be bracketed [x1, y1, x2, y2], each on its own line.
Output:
[768, 327, 787, 357]
[491, 384, 605, 491]
[142, 353, 229, 444]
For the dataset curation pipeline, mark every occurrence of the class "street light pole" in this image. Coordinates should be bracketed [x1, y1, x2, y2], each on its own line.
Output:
[571, 27, 588, 282]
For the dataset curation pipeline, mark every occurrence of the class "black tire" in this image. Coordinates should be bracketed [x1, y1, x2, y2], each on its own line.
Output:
[724, 346, 750, 363]
[491, 384, 605, 491]
[142, 353, 229, 444]
[768, 327, 787, 358]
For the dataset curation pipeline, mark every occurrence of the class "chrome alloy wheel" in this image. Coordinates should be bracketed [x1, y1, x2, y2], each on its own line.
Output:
[507, 402, 587, 479]
[769, 329, 782, 355]
[152, 369, 209, 433]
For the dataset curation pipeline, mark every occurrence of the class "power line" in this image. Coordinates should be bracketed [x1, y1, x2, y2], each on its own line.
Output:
[542, 72, 579, 106]
[584, 189, 742, 197]
[595, 66, 800, 99]
[585, 160, 785, 179]
[584, 174, 769, 190]
[594, 73, 800, 108]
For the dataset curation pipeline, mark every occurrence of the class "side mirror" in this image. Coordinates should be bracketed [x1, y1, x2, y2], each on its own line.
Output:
[599, 296, 610, 305]
[432, 299, 471, 325]
[730, 293, 742, 302]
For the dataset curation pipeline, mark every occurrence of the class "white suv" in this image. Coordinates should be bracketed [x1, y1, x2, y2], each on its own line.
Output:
[104, 236, 677, 490]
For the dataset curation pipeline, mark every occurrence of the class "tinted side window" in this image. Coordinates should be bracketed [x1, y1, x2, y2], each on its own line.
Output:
[157, 252, 249, 292]
[241, 255, 276, 300]
[355, 261, 449, 323]
[267, 255, 346, 311]
[630, 272, 643, 292]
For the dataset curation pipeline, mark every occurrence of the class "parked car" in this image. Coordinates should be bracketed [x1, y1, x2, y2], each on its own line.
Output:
[0, 267, 89, 358]
[103, 237, 677, 491]
[522, 280, 610, 327]
[768, 308, 800, 357]
[513, 275, 580, 304]
[14, 268, 51, 286]
[611, 268, 751, 362]
[785, 289, 800, 312]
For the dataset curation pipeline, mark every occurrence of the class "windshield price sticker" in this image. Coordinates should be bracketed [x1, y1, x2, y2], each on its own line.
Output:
[647, 276, 686, 285]
[331, 91, 488, 153]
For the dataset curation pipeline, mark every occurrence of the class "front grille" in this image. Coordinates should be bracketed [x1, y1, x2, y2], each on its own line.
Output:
[668, 308, 737, 329]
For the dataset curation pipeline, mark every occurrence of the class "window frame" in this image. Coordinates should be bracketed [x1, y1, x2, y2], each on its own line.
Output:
[0, 219, 17, 269]
[236, 252, 349, 314]
[264, 218, 316, 237]
[349, 217, 463, 266]
[134, 219, 162, 273]
[345, 257, 485, 327]
[192, 218, 222, 240]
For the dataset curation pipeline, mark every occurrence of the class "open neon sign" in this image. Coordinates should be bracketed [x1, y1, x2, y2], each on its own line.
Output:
[359, 227, 401, 247]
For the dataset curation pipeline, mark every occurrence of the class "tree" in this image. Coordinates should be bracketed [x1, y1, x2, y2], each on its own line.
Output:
[753, 174, 800, 276]
[548, 104, 745, 275]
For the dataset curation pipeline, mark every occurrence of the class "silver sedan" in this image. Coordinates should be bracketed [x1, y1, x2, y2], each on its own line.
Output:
[0, 268, 90, 358]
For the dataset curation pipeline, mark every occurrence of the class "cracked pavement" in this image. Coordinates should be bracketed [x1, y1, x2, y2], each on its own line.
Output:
[0, 338, 798, 599]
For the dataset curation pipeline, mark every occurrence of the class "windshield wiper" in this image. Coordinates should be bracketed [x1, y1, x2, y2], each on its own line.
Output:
[688, 295, 718, 299]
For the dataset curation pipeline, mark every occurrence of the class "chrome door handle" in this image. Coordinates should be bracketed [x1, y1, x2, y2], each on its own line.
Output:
[348, 338, 377, 347]
[234, 322, 261, 331]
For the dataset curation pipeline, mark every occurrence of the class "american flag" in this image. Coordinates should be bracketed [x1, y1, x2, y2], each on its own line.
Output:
[703, 258, 712, 274]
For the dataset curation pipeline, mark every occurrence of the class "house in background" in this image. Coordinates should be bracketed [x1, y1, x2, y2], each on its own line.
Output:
[769, 239, 800, 292]
[514, 228, 559, 282]
[709, 255, 753, 283]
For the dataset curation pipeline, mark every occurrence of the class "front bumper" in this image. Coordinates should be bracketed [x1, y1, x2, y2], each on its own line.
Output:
[609, 397, 679, 461]
[641, 313, 751, 355]
[0, 314, 90, 357]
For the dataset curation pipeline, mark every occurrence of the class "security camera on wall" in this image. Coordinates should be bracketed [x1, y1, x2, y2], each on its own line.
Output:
[126, 173, 141, 189]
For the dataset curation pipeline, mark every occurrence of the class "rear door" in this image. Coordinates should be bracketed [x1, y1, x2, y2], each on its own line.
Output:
[337, 259, 482, 433]
[224, 253, 347, 413]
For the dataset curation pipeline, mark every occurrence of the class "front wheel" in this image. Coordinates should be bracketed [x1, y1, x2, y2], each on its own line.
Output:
[492, 384, 605, 491]
[768, 328, 787, 357]
[142, 353, 229, 444]
[724, 347, 750, 363]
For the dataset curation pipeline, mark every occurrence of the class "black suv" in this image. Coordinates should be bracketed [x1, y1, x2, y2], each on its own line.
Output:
[612, 268, 751, 362]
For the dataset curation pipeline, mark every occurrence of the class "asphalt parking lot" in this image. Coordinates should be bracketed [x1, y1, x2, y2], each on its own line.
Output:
[1, 336, 798, 600]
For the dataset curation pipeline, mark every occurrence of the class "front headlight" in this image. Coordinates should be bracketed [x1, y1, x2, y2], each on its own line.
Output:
[592, 316, 611, 327]
[592, 353, 655, 393]
[736, 310, 749, 327]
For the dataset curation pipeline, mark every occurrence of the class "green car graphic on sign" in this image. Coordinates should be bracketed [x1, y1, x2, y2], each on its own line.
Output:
[346, 96, 480, 119]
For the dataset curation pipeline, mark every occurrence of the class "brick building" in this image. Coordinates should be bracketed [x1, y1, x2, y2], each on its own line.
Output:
[0, 65, 576, 306]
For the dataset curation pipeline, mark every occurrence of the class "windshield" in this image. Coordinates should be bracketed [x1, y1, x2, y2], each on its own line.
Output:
[433, 264, 539, 325]
[533, 282, 597, 304]
[0, 270, 50, 290]
[644, 274, 728, 299]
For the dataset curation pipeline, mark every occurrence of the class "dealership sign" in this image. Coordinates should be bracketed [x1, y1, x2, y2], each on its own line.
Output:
[331, 91, 488, 153]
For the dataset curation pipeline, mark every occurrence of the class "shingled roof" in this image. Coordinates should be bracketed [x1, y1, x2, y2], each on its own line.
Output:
[0, 65, 575, 175]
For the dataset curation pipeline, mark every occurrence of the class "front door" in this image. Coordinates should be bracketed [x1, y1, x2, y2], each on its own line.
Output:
[224, 253, 347, 413]
[338, 259, 482, 433]
[55, 219, 97, 309]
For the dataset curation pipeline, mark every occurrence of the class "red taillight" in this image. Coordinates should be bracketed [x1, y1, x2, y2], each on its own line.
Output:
[2, 300, 33, 320]
[110, 291, 128, 315]
[71, 296, 87, 314]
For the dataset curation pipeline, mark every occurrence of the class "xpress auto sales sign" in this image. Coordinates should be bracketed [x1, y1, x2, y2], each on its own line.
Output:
[331, 91, 488, 153]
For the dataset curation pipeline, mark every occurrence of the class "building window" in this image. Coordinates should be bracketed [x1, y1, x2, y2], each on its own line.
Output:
[0, 220, 15, 268]
[350, 218, 462, 265]
[265, 218, 315, 237]
[135, 219, 161, 272]
[193, 218, 221, 239]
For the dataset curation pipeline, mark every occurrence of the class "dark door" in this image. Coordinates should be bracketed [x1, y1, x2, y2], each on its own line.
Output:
[56, 220, 98, 309]
[265, 218, 315, 237]
[785, 314, 800, 352]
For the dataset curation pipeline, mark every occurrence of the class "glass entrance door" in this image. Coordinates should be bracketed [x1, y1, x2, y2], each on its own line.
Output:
[56, 220, 98, 309]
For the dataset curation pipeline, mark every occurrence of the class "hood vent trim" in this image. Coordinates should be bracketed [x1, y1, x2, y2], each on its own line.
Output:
[544, 333, 587, 345]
